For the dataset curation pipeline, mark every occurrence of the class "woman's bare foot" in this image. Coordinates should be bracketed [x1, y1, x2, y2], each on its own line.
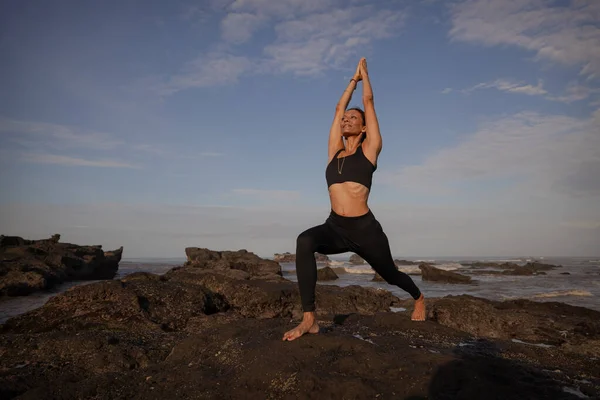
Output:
[282, 312, 320, 341]
[411, 293, 426, 321]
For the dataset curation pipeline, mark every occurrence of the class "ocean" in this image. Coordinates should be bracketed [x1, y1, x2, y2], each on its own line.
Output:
[1, 256, 598, 324]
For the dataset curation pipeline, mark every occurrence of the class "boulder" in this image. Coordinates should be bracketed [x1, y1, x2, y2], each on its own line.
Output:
[273, 252, 331, 264]
[428, 295, 600, 354]
[500, 262, 558, 276]
[349, 254, 365, 264]
[273, 252, 295, 262]
[419, 263, 474, 284]
[317, 266, 338, 281]
[185, 248, 281, 278]
[0, 235, 123, 297]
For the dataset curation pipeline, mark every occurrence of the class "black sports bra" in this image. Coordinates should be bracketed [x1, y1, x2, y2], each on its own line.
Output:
[326, 145, 377, 190]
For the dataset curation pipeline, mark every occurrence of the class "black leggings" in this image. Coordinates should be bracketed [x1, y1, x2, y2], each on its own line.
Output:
[296, 209, 422, 312]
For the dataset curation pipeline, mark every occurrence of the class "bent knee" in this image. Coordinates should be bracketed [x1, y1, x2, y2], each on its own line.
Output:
[296, 231, 317, 253]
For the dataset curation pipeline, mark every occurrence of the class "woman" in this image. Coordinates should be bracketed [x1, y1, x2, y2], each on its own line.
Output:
[283, 58, 426, 342]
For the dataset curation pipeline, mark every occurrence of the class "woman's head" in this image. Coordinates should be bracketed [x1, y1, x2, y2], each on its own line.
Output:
[341, 107, 367, 141]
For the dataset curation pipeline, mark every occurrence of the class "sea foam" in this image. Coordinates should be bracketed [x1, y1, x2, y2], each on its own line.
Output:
[531, 290, 593, 298]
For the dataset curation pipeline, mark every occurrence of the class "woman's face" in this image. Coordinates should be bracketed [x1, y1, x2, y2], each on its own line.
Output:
[341, 110, 365, 137]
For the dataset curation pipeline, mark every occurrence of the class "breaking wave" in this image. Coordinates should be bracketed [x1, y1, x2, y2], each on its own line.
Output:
[530, 290, 593, 299]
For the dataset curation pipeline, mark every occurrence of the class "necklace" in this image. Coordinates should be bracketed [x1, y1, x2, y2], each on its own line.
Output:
[337, 154, 345, 174]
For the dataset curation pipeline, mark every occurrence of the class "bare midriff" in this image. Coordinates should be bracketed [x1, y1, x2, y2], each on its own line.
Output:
[328, 182, 370, 217]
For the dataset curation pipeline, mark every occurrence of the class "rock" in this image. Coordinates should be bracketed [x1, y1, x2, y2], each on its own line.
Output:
[317, 266, 338, 281]
[463, 261, 560, 273]
[273, 252, 295, 262]
[524, 262, 561, 270]
[462, 261, 517, 268]
[0, 235, 123, 297]
[419, 263, 474, 284]
[500, 263, 558, 276]
[2, 293, 599, 399]
[2, 268, 400, 336]
[273, 252, 330, 264]
[428, 295, 600, 355]
[502, 268, 546, 276]
[185, 248, 281, 277]
[1, 249, 598, 399]
[0, 235, 31, 247]
[349, 254, 365, 264]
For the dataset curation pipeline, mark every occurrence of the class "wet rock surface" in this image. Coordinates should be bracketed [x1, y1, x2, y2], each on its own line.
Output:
[274, 252, 330, 264]
[1, 250, 598, 400]
[419, 263, 474, 284]
[463, 262, 561, 276]
[0, 234, 123, 297]
[185, 248, 281, 277]
[349, 254, 365, 264]
[317, 266, 338, 281]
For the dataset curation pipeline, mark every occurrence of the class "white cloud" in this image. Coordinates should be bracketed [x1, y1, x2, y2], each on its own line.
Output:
[464, 79, 547, 96]
[229, 0, 335, 17]
[221, 12, 267, 44]
[219, 0, 340, 44]
[447, 79, 600, 104]
[265, 6, 406, 75]
[20, 153, 140, 169]
[157, 53, 252, 95]
[164, 2, 408, 93]
[546, 82, 600, 103]
[379, 110, 600, 197]
[449, 0, 600, 78]
[0, 117, 122, 150]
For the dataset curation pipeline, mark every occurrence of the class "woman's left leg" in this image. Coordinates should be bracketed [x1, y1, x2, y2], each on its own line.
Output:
[353, 218, 426, 320]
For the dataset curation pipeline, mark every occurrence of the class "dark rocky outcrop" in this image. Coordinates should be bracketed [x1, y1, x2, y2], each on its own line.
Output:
[1, 249, 598, 399]
[463, 261, 560, 275]
[501, 262, 558, 276]
[349, 254, 365, 264]
[467, 262, 558, 276]
[0, 234, 123, 297]
[273, 252, 330, 264]
[427, 295, 600, 356]
[419, 263, 474, 284]
[317, 266, 338, 281]
[185, 248, 281, 278]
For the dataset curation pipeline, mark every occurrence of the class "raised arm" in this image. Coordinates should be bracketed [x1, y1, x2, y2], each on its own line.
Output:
[328, 63, 362, 162]
[360, 59, 382, 163]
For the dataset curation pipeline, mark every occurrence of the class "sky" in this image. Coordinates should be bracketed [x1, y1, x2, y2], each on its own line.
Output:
[0, 0, 599, 258]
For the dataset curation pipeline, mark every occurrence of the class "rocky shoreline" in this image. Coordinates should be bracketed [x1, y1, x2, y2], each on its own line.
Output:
[0, 247, 598, 399]
[274, 252, 331, 264]
[0, 235, 123, 297]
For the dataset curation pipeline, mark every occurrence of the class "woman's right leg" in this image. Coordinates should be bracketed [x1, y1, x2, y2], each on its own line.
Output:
[283, 221, 348, 341]
[296, 222, 349, 312]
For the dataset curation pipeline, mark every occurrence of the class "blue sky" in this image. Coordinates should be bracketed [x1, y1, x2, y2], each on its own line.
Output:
[1, 0, 599, 258]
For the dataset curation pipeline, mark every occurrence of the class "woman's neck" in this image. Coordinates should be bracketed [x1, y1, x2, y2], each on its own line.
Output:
[344, 136, 362, 154]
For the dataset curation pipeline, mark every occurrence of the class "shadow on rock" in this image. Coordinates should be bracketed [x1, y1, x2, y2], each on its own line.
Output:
[427, 339, 589, 400]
